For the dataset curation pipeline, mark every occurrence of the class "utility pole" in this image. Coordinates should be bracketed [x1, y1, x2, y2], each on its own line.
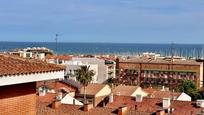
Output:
[55, 34, 59, 55]
[171, 42, 175, 70]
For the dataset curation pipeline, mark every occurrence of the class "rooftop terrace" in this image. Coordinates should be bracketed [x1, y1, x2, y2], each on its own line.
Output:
[120, 56, 202, 65]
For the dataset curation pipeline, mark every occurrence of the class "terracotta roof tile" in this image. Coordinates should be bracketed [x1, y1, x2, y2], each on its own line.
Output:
[143, 88, 182, 99]
[151, 91, 181, 99]
[0, 54, 65, 76]
[37, 91, 202, 115]
[112, 85, 139, 96]
[106, 96, 161, 113]
[37, 80, 77, 93]
[37, 101, 150, 115]
[120, 56, 201, 65]
[63, 79, 82, 90]
[37, 93, 56, 103]
[46, 55, 72, 60]
[143, 87, 156, 94]
[170, 101, 202, 115]
[106, 96, 202, 115]
[37, 102, 116, 115]
[80, 84, 107, 96]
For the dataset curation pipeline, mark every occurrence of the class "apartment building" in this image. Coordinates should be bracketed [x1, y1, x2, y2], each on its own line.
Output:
[64, 57, 116, 83]
[118, 55, 203, 88]
[9, 47, 53, 60]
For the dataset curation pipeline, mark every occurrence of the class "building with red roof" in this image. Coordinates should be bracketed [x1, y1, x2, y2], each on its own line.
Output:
[0, 54, 65, 115]
[46, 55, 73, 64]
[118, 55, 204, 89]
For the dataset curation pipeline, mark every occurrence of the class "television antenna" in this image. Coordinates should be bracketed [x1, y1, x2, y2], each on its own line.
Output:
[55, 34, 61, 55]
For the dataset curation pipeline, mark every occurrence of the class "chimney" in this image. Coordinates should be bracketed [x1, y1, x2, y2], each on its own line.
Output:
[162, 98, 171, 108]
[56, 92, 63, 100]
[109, 93, 114, 103]
[84, 103, 93, 111]
[118, 106, 127, 115]
[52, 100, 61, 109]
[162, 86, 165, 91]
[116, 92, 121, 96]
[172, 96, 177, 100]
[135, 105, 137, 110]
[135, 94, 143, 102]
[38, 88, 46, 96]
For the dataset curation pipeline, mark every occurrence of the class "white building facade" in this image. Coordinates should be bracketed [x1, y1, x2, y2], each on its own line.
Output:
[64, 58, 116, 83]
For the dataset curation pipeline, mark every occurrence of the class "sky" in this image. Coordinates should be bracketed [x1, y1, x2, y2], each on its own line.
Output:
[0, 0, 204, 44]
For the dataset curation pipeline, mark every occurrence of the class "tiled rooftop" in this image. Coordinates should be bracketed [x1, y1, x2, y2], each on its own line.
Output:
[46, 55, 72, 60]
[143, 87, 156, 94]
[0, 54, 64, 76]
[79, 84, 107, 96]
[37, 91, 202, 115]
[120, 56, 201, 65]
[143, 87, 181, 99]
[112, 85, 139, 96]
[144, 87, 182, 99]
[63, 79, 82, 90]
[37, 93, 56, 103]
[37, 102, 116, 115]
[170, 101, 202, 115]
[106, 96, 202, 115]
[37, 80, 77, 93]
[151, 90, 181, 99]
[37, 96, 150, 115]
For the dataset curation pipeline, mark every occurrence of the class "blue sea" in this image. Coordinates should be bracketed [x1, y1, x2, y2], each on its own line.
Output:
[0, 41, 204, 58]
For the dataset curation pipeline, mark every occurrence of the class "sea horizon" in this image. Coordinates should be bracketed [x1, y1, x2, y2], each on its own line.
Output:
[1, 41, 204, 45]
[0, 41, 204, 58]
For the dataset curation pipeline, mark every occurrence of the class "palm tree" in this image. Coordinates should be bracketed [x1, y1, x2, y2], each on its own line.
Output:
[75, 65, 95, 104]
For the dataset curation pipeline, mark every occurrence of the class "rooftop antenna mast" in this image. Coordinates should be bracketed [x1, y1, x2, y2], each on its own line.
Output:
[55, 34, 59, 55]
[171, 42, 175, 70]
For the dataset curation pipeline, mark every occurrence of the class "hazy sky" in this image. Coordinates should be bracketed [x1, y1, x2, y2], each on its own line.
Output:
[0, 0, 204, 43]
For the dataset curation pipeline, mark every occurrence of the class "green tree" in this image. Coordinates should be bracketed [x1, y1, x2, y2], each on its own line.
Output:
[75, 66, 95, 104]
[179, 80, 201, 101]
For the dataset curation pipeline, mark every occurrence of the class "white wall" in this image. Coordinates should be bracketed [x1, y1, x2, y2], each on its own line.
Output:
[89, 64, 98, 83]
[72, 58, 108, 83]
[61, 94, 83, 105]
[131, 87, 148, 97]
[0, 70, 64, 86]
[64, 63, 98, 83]
[64, 58, 116, 83]
[37, 53, 45, 60]
[96, 85, 111, 97]
[177, 92, 191, 101]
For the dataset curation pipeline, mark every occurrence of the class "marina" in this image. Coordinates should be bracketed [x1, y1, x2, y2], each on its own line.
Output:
[1, 42, 204, 59]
